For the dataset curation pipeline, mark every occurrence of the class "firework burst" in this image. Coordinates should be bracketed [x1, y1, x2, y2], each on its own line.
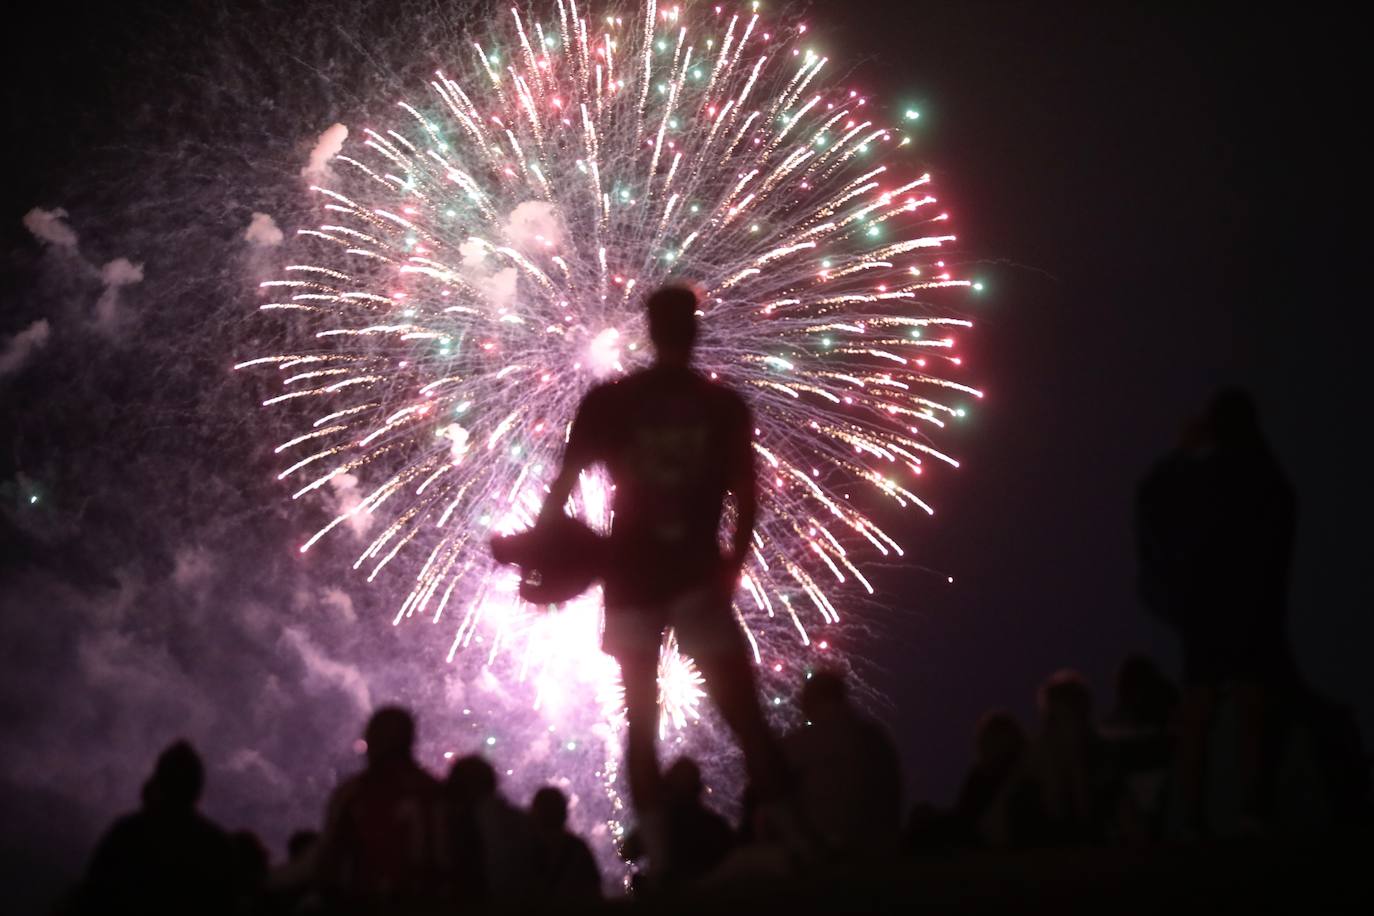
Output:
[239, 0, 980, 816]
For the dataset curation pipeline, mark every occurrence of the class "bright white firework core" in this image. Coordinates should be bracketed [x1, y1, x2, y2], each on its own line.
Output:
[587, 328, 624, 377]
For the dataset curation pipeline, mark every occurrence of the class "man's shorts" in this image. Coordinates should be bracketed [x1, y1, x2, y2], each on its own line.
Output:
[603, 584, 747, 663]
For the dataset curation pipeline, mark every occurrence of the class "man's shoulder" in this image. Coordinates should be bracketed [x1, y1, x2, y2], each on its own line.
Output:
[581, 375, 637, 410]
[694, 375, 749, 424]
[327, 770, 369, 810]
[186, 813, 232, 851]
[564, 831, 596, 860]
[588, 368, 748, 415]
[98, 810, 149, 845]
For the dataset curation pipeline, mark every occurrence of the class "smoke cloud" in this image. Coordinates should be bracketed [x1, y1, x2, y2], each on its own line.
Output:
[301, 123, 349, 182]
[93, 258, 145, 333]
[504, 200, 565, 251]
[244, 212, 285, 247]
[0, 320, 52, 377]
[325, 472, 375, 541]
[23, 208, 79, 250]
[452, 201, 565, 311]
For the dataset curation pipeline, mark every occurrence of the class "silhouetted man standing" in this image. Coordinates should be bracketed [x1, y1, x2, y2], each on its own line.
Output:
[1137, 388, 1296, 833]
[540, 284, 786, 871]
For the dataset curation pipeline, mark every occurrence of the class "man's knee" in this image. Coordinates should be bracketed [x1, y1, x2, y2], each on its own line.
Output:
[619, 654, 659, 717]
[699, 647, 758, 702]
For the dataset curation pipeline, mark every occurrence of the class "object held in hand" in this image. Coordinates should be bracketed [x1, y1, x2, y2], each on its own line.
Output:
[490, 515, 607, 605]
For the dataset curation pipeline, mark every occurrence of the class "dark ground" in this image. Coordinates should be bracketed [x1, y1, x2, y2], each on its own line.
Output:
[638, 840, 1374, 914]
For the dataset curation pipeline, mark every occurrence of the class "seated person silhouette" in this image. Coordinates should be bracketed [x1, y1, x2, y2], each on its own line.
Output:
[1100, 655, 1178, 836]
[538, 283, 789, 875]
[782, 670, 902, 855]
[1025, 670, 1115, 845]
[529, 786, 602, 901]
[316, 707, 443, 910]
[953, 710, 1030, 848]
[444, 754, 539, 907]
[623, 757, 736, 886]
[79, 740, 235, 915]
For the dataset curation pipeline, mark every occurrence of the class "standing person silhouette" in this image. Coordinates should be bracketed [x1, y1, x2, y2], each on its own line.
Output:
[1137, 388, 1296, 834]
[538, 283, 788, 874]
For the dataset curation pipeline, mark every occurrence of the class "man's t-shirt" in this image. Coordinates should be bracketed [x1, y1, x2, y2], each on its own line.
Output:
[321, 760, 443, 899]
[782, 709, 903, 852]
[82, 808, 235, 915]
[565, 365, 752, 607]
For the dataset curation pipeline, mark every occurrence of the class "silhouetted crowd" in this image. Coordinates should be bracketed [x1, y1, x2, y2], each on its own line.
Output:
[67, 669, 904, 915]
[66, 659, 1369, 915]
[64, 389, 1372, 914]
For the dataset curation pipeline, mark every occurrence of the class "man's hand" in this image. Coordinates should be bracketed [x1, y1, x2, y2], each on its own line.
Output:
[719, 551, 746, 594]
[539, 467, 578, 526]
[537, 494, 563, 526]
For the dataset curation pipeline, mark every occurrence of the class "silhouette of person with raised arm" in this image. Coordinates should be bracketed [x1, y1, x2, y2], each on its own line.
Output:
[315, 707, 444, 913]
[538, 283, 789, 875]
[1137, 388, 1296, 833]
[79, 740, 235, 915]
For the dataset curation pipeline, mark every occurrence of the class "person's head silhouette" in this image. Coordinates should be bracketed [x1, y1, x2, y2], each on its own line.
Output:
[447, 754, 498, 807]
[363, 706, 415, 767]
[646, 284, 700, 367]
[143, 740, 204, 812]
[1038, 669, 1093, 729]
[530, 786, 570, 832]
[975, 710, 1027, 767]
[663, 757, 705, 802]
[800, 668, 849, 723]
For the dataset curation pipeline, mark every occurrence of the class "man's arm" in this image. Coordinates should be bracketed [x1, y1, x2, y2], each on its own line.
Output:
[725, 399, 757, 575]
[540, 462, 586, 523]
[539, 390, 602, 522]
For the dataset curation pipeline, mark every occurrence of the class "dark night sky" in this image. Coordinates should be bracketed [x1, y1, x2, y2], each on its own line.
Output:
[1, 0, 1367, 906]
[835, 2, 1368, 802]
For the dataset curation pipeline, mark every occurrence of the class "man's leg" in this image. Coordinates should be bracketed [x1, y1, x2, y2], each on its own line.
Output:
[616, 645, 678, 879]
[618, 648, 664, 814]
[1231, 680, 1269, 820]
[1174, 681, 1218, 835]
[688, 620, 788, 801]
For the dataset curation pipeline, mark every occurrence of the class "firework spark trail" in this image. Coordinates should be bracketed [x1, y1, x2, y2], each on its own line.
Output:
[241, 0, 980, 847]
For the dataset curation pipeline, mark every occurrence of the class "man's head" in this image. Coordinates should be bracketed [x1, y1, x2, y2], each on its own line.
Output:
[1037, 668, 1093, 728]
[530, 786, 569, 831]
[974, 711, 1026, 766]
[646, 284, 700, 366]
[363, 706, 415, 766]
[663, 757, 704, 802]
[446, 754, 498, 807]
[799, 669, 849, 722]
[144, 740, 204, 811]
